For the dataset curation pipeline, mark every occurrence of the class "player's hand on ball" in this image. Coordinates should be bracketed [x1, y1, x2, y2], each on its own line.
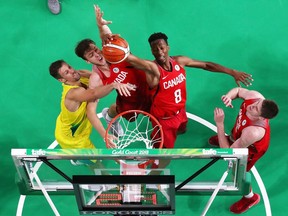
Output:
[102, 34, 119, 45]
[102, 35, 130, 64]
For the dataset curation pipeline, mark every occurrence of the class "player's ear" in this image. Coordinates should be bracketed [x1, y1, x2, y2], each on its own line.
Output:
[258, 116, 265, 120]
[58, 78, 66, 83]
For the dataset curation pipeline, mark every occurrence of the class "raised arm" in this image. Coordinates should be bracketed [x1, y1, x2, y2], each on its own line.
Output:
[213, 108, 231, 148]
[173, 55, 253, 87]
[213, 107, 265, 149]
[126, 54, 160, 89]
[221, 87, 264, 108]
[94, 5, 113, 42]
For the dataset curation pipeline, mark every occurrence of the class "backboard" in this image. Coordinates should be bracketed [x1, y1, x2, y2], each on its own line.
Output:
[11, 148, 250, 215]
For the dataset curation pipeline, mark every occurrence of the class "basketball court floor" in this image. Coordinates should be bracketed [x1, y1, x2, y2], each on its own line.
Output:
[1, 0, 288, 215]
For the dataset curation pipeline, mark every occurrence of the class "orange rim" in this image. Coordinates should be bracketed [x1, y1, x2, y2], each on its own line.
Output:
[104, 110, 163, 168]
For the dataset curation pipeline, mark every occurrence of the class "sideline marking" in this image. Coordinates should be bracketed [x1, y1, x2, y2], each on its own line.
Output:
[251, 167, 271, 216]
[17, 112, 271, 215]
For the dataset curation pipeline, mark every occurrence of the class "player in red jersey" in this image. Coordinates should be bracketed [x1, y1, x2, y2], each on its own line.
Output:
[74, 6, 151, 142]
[125, 32, 253, 148]
[93, 5, 252, 148]
[210, 87, 278, 214]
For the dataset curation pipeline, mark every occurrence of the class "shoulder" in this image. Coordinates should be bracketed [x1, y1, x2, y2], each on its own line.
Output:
[173, 55, 188, 63]
[173, 55, 207, 68]
[90, 71, 101, 79]
[241, 126, 265, 142]
[89, 72, 103, 89]
[65, 85, 86, 100]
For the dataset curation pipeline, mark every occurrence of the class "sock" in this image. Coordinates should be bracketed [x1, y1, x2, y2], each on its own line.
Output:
[154, 159, 159, 165]
[244, 190, 254, 198]
[106, 112, 113, 121]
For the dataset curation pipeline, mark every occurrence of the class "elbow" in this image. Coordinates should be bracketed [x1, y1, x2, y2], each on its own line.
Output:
[203, 62, 216, 71]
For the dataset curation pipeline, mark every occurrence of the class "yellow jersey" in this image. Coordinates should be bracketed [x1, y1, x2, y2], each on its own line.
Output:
[55, 78, 95, 149]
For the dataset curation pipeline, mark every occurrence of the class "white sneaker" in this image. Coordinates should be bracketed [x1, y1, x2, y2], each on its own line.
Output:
[101, 108, 110, 125]
[70, 160, 85, 166]
[102, 108, 124, 137]
[48, 0, 61, 15]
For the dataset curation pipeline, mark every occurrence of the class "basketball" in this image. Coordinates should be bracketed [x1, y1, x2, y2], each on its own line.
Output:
[102, 35, 130, 64]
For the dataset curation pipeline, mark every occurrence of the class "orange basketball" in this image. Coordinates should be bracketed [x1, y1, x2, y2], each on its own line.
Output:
[102, 35, 130, 64]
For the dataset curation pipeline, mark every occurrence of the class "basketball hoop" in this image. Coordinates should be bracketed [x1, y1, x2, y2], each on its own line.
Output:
[104, 110, 164, 167]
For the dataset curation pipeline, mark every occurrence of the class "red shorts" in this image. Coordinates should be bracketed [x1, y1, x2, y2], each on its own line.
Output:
[246, 149, 267, 171]
[153, 108, 188, 149]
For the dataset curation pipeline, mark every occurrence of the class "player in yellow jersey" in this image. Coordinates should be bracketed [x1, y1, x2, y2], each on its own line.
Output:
[49, 60, 135, 149]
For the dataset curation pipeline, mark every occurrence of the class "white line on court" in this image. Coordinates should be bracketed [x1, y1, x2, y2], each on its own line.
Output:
[251, 167, 271, 216]
[16, 112, 271, 215]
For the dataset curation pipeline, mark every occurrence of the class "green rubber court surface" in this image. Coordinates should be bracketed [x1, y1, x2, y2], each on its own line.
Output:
[1, 0, 287, 215]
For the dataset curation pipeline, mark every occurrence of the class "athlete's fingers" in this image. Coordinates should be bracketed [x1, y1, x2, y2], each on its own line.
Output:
[236, 80, 241, 87]
[221, 95, 233, 108]
[221, 95, 229, 104]
[105, 134, 118, 148]
[214, 107, 225, 124]
[121, 85, 132, 97]
[127, 83, 136, 91]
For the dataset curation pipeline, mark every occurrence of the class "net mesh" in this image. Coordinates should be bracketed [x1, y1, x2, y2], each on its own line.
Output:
[106, 110, 163, 149]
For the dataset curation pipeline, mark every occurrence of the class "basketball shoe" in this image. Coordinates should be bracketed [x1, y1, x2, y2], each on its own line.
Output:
[48, 0, 61, 15]
[208, 135, 231, 146]
[102, 108, 124, 136]
[70, 160, 85, 166]
[230, 193, 260, 214]
[70, 160, 95, 166]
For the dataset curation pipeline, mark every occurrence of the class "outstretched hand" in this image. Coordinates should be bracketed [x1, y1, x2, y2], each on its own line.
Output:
[105, 134, 117, 148]
[232, 70, 253, 87]
[221, 95, 233, 108]
[214, 107, 225, 124]
[113, 83, 136, 97]
[94, 5, 112, 27]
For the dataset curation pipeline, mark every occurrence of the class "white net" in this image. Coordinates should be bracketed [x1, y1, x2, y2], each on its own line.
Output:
[105, 110, 163, 150]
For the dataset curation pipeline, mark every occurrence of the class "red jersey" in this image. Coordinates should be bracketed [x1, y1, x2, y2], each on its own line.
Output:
[151, 57, 187, 118]
[92, 61, 151, 113]
[231, 99, 270, 171]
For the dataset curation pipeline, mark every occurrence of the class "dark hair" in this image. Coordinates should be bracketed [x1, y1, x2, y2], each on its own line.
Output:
[49, 60, 65, 79]
[148, 32, 168, 45]
[261, 99, 279, 119]
[75, 39, 96, 60]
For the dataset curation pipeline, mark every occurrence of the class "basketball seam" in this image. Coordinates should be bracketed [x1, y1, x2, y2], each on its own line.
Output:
[103, 44, 130, 53]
